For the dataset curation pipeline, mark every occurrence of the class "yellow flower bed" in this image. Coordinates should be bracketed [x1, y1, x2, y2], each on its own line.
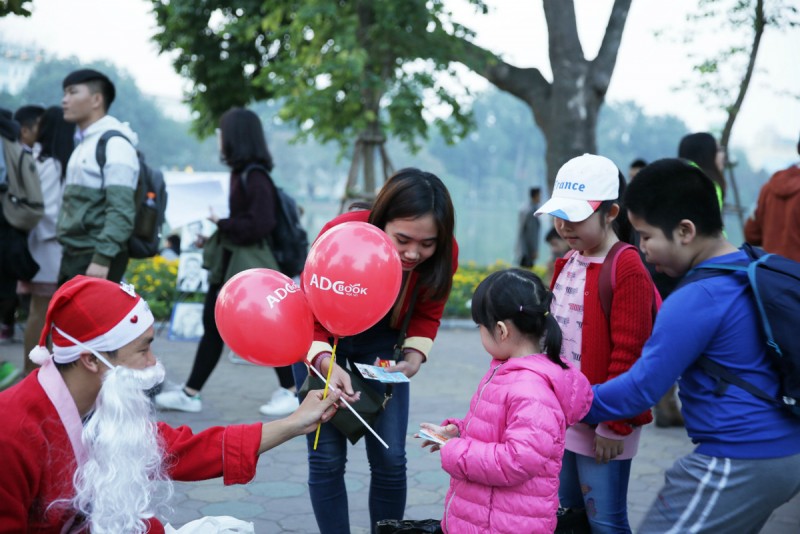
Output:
[445, 261, 547, 318]
[124, 257, 186, 320]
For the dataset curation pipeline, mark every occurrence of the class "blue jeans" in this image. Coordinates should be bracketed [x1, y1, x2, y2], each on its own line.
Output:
[559, 450, 633, 534]
[292, 318, 409, 534]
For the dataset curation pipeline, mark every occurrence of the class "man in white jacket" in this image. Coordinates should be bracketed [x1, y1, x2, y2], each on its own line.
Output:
[58, 69, 139, 284]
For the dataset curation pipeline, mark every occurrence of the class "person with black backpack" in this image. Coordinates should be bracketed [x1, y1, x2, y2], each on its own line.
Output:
[57, 69, 139, 285]
[583, 159, 800, 533]
[154, 108, 300, 417]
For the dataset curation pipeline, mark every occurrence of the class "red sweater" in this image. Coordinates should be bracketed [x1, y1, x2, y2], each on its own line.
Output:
[552, 247, 654, 434]
[308, 210, 458, 360]
[0, 370, 263, 534]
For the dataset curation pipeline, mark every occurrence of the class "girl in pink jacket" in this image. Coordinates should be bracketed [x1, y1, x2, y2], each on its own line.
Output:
[420, 269, 593, 533]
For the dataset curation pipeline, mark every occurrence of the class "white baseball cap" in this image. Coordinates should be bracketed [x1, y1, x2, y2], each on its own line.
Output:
[535, 154, 620, 222]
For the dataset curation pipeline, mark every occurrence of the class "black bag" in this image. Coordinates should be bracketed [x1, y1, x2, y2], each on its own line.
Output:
[242, 164, 308, 278]
[300, 286, 420, 444]
[375, 519, 442, 534]
[96, 130, 167, 259]
[300, 366, 386, 445]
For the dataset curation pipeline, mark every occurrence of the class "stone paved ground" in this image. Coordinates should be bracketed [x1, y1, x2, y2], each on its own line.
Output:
[2, 323, 798, 532]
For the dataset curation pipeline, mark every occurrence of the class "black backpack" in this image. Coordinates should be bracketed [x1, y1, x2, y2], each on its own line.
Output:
[679, 244, 800, 418]
[241, 164, 308, 278]
[96, 131, 167, 259]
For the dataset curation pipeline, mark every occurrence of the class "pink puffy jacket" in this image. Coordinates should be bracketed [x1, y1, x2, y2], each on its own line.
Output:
[440, 354, 593, 534]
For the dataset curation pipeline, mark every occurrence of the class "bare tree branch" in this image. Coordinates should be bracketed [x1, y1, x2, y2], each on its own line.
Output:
[592, 0, 633, 93]
[450, 36, 550, 107]
[544, 0, 582, 64]
[722, 0, 765, 234]
[721, 0, 764, 147]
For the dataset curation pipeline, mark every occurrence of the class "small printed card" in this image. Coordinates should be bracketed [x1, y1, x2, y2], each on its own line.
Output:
[354, 363, 410, 383]
[418, 428, 449, 445]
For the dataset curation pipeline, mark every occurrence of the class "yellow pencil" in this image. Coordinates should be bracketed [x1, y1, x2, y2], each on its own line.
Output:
[313, 342, 338, 450]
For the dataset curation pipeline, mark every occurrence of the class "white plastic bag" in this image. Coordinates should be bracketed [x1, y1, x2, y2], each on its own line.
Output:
[164, 515, 255, 534]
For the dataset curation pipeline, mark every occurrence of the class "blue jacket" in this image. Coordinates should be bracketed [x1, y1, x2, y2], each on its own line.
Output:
[585, 250, 800, 459]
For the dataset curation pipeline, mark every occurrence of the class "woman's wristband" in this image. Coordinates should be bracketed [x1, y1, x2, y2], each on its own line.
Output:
[311, 352, 332, 374]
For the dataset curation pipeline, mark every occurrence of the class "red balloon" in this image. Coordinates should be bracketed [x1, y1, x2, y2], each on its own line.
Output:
[215, 268, 314, 366]
[302, 221, 402, 336]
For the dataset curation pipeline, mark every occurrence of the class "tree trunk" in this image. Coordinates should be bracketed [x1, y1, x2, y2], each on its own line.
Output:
[338, 1, 395, 212]
[720, 0, 765, 235]
[446, 0, 631, 191]
[340, 124, 394, 213]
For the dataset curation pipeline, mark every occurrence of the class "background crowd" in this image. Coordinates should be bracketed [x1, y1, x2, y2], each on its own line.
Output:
[0, 59, 798, 534]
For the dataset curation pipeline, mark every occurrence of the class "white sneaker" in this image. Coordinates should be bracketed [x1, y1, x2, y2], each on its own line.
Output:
[154, 389, 202, 413]
[259, 388, 300, 417]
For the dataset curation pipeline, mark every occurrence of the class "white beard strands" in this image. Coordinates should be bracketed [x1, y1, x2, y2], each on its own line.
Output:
[72, 362, 173, 534]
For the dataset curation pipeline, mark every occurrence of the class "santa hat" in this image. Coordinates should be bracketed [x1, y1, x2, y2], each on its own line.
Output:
[29, 276, 154, 365]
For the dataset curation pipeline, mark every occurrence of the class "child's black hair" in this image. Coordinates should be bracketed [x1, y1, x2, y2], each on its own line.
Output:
[629, 158, 648, 169]
[545, 227, 561, 242]
[471, 268, 566, 368]
[678, 132, 725, 197]
[597, 170, 633, 244]
[625, 158, 723, 239]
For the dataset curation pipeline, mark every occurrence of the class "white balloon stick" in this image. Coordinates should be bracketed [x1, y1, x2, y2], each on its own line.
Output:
[308, 364, 389, 449]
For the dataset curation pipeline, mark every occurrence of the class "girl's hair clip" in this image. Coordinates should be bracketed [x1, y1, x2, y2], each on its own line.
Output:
[520, 305, 549, 317]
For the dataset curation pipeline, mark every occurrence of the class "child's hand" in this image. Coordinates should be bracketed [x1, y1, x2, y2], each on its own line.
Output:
[593, 435, 624, 463]
[416, 423, 459, 452]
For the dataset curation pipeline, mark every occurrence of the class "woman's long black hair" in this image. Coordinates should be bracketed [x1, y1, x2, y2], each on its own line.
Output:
[218, 107, 274, 173]
[369, 168, 455, 301]
[36, 106, 74, 181]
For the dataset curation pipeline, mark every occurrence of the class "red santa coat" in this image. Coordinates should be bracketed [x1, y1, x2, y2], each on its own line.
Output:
[0, 361, 263, 533]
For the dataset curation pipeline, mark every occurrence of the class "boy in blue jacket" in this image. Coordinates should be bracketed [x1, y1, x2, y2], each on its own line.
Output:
[584, 158, 800, 533]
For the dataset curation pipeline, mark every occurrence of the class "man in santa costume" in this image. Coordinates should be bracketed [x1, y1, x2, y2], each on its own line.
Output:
[0, 275, 339, 533]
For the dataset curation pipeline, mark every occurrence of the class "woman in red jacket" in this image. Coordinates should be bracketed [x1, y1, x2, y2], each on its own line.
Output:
[536, 154, 656, 534]
[293, 168, 458, 534]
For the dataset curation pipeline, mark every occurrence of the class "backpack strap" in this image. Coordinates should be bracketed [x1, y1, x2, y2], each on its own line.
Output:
[696, 355, 780, 406]
[598, 241, 636, 320]
[383, 285, 420, 407]
[693, 256, 780, 357]
[95, 130, 132, 188]
[239, 163, 271, 192]
[682, 250, 786, 408]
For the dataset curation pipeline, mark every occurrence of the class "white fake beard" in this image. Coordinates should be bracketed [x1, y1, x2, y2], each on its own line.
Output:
[72, 361, 173, 534]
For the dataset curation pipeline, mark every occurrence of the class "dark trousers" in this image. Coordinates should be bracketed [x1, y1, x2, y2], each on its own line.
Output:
[186, 284, 295, 392]
[0, 296, 17, 327]
[292, 317, 409, 533]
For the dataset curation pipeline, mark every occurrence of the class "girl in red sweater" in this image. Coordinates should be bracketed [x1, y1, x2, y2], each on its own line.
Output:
[535, 154, 656, 534]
